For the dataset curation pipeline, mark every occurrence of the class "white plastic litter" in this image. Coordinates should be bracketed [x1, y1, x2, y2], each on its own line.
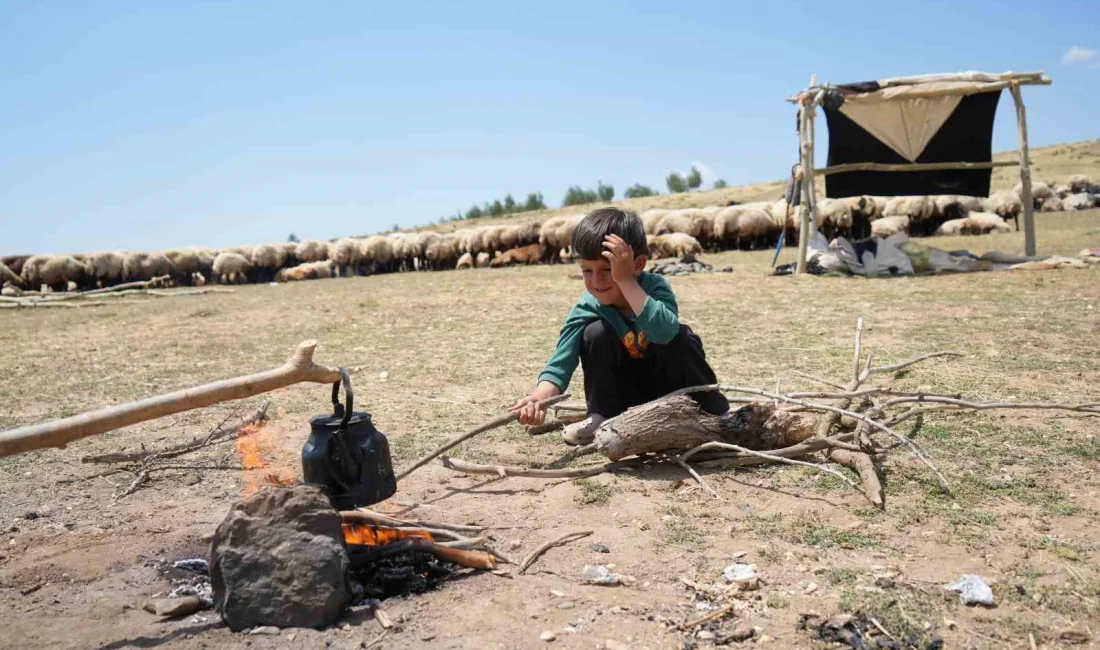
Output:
[580, 565, 634, 586]
[722, 562, 760, 589]
[944, 574, 995, 606]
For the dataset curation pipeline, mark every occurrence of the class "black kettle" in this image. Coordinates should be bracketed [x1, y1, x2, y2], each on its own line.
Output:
[301, 368, 397, 510]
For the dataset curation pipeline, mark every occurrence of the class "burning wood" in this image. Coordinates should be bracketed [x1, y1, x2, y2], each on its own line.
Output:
[342, 523, 433, 546]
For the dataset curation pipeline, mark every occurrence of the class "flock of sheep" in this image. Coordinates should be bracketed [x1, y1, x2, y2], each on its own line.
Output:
[3, 175, 1097, 293]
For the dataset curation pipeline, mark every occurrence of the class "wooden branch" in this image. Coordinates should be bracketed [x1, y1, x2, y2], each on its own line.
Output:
[825, 448, 884, 508]
[814, 160, 1016, 176]
[395, 393, 571, 481]
[680, 441, 861, 492]
[519, 530, 592, 574]
[867, 351, 962, 376]
[879, 396, 1100, 415]
[349, 539, 496, 570]
[0, 341, 341, 458]
[81, 405, 269, 464]
[440, 456, 624, 479]
[667, 453, 719, 499]
[852, 316, 865, 383]
[694, 434, 855, 469]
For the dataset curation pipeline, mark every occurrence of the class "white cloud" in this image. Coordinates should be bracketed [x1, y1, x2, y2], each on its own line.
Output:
[1061, 45, 1098, 66]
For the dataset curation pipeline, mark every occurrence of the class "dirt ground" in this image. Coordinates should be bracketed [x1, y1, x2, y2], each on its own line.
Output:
[2, 211, 1099, 650]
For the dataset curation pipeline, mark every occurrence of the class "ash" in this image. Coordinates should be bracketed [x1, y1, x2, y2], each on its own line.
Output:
[348, 549, 456, 602]
[648, 256, 732, 276]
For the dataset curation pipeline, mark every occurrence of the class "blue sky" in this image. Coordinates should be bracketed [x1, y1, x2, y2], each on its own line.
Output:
[1, 0, 1097, 254]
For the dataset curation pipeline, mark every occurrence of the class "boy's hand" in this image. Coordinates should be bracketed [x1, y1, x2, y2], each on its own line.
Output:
[511, 381, 562, 426]
[602, 234, 638, 287]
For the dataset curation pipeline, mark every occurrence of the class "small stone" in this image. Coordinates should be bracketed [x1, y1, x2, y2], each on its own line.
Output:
[420, 634, 435, 642]
[589, 543, 610, 553]
[287, 633, 296, 641]
[550, 590, 565, 598]
[563, 625, 578, 634]
[23, 512, 38, 521]
[508, 540, 522, 551]
[341, 623, 351, 631]
[726, 623, 755, 642]
[249, 626, 280, 635]
[609, 606, 623, 614]
[757, 634, 774, 643]
[804, 582, 818, 594]
[540, 631, 555, 642]
[943, 618, 957, 630]
[731, 551, 748, 559]
[558, 602, 575, 610]
[696, 630, 716, 641]
[200, 532, 214, 543]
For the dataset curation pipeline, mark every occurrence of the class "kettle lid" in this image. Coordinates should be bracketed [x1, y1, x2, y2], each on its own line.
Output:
[310, 410, 372, 430]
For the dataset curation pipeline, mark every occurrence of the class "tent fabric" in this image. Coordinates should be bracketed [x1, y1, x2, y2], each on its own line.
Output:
[838, 95, 962, 162]
[835, 80, 1018, 103]
[822, 90, 1002, 198]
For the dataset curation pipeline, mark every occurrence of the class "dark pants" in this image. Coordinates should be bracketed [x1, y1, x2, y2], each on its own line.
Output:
[580, 321, 729, 418]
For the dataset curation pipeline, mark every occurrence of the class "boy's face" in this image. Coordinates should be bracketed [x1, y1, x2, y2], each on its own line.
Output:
[578, 255, 645, 307]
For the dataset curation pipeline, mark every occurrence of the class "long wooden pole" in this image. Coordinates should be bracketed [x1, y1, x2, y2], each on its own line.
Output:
[795, 102, 812, 275]
[1009, 82, 1037, 257]
[0, 340, 342, 458]
[814, 160, 1017, 176]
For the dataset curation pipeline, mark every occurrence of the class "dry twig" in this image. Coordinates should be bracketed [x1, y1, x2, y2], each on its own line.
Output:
[518, 530, 592, 574]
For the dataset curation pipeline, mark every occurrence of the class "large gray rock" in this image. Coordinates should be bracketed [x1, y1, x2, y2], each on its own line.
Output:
[210, 485, 350, 631]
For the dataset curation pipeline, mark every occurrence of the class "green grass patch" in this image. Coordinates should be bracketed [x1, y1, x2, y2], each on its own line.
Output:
[826, 568, 858, 585]
[659, 520, 706, 549]
[573, 478, 614, 505]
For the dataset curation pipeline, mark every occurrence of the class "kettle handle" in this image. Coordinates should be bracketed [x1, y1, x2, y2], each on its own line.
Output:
[329, 367, 354, 429]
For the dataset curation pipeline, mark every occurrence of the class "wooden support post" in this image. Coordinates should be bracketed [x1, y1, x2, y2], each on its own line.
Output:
[1009, 82, 1037, 257]
[795, 103, 812, 275]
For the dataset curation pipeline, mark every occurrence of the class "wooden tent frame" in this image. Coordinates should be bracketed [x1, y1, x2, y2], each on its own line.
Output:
[788, 70, 1052, 274]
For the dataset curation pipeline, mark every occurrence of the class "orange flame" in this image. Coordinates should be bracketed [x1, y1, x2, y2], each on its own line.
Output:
[236, 420, 299, 498]
[342, 523, 433, 546]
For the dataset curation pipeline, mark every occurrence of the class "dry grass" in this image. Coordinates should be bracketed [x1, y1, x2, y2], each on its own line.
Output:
[0, 207, 1097, 647]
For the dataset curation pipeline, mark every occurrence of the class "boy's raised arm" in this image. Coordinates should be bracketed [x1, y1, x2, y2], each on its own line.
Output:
[633, 274, 680, 344]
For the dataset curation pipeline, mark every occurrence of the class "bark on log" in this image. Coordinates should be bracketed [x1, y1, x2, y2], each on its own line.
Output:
[594, 396, 816, 461]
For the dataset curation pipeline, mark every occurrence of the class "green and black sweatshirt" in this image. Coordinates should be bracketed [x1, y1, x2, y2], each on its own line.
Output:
[538, 272, 680, 392]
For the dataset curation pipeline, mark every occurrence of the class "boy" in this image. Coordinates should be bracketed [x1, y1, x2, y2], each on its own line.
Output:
[514, 207, 729, 444]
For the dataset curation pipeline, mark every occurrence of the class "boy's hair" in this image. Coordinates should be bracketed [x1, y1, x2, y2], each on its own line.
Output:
[571, 207, 649, 261]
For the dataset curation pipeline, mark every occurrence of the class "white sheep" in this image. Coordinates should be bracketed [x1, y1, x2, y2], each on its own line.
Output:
[295, 239, 330, 263]
[357, 235, 393, 274]
[1039, 196, 1064, 212]
[275, 260, 334, 282]
[122, 252, 174, 283]
[640, 209, 669, 234]
[475, 251, 491, 268]
[249, 244, 287, 283]
[329, 238, 361, 277]
[648, 233, 703, 259]
[423, 234, 459, 271]
[1068, 174, 1092, 194]
[455, 252, 474, 270]
[21, 255, 88, 291]
[871, 215, 911, 238]
[983, 191, 1023, 223]
[935, 212, 1009, 236]
[212, 252, 251, 284]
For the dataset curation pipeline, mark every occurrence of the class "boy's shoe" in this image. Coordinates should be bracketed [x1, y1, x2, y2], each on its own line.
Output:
[562, 414, 605, 446]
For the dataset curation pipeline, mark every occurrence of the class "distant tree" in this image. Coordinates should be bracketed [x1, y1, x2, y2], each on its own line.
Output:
[597, 181, 614, 202]
[686, 165, 703, 190]
[713, 179, 728, 189]
[503, 194, 517, 213]
[666, 172, 686, 194]
[524, 192, 547, 211]
[489, 199, 505, 217]
[390, 224, 400, 232]
[562, 186, 599, 207]
[287, 233, 300, 243]
[624, 184, 657, 199]
[465, 205, 484, 220]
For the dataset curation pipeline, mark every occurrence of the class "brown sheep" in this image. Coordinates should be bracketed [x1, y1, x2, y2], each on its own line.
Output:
[274, 260, 334, 282]
[83, 251, 126, 288]
[424, 234, 460, 271]
[489, 244, 543, 267]
[648, 233, 702, 259]
[1, 255, 31, 276]
[329, 238, 361, 277]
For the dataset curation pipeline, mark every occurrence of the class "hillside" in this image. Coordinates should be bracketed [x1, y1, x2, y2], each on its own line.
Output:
[411, 138, 1100, 235]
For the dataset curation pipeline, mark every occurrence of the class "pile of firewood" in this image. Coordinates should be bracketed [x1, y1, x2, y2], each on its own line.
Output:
[420, 318, 1099, 508]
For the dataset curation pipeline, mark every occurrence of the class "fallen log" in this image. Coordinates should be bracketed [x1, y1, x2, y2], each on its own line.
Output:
[0, 341, 341, 458]
[594, 396, 816, 461]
